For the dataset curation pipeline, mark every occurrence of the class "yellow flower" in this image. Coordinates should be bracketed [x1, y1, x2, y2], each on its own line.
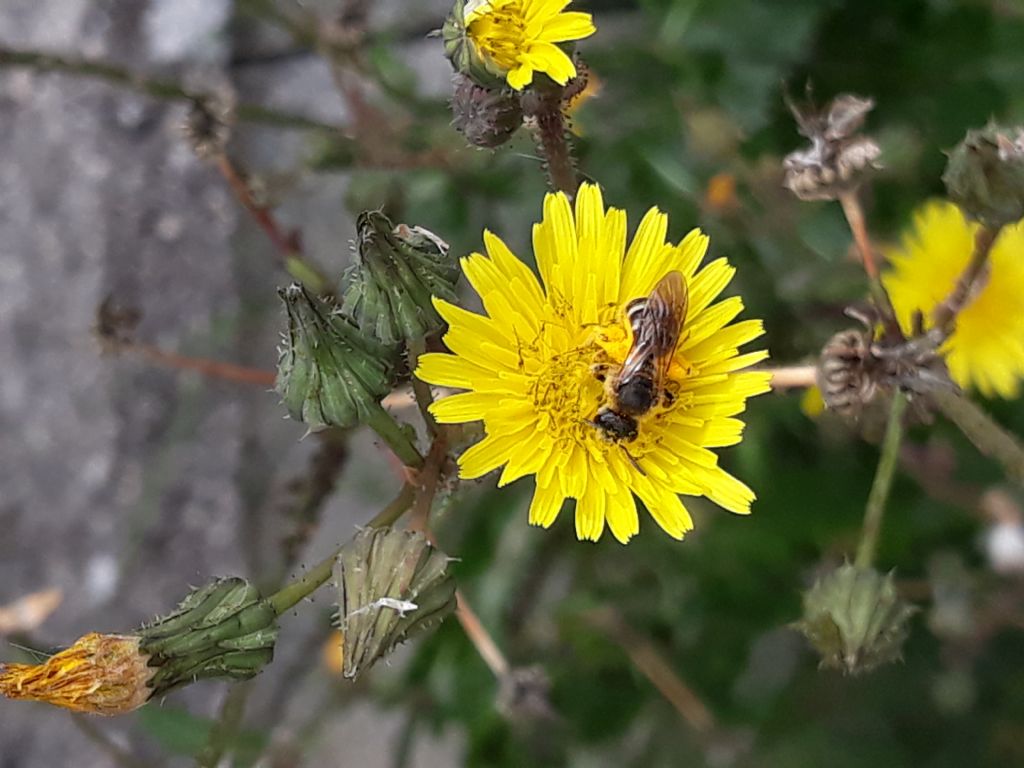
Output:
[883, 201, 1024, 399]
[416, 184, 771, 543]
[465, 0, 596, 90]
[0, 633, 153, 716]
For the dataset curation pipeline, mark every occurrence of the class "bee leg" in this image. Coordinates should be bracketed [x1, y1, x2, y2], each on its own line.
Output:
[623, 449, 646, 476]
[591, 362, 609, 382]
[661, 390, 675, 407]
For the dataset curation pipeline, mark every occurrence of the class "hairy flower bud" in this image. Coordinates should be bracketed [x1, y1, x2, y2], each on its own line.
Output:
[333, 528, 456, 679]
[0, 633, 153, 716]
[277, 284, 397, 429]
[343, 212, 458, 346]
[451, 73, 524, 148]
[0, 578, 278, 716]
[817, 328, 879, 419]
[784, 94, 881, 201]
[139, 577, 278, 696]
[795, 563, 917, 675]
[943, 123, 1024, 228]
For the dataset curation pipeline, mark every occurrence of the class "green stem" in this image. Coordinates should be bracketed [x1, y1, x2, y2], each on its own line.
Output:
[0, 47, 345, 135]
[408, 338, 438, 438]
[365, 403, 424, 468]
[266, 483, 416, 615]
[194, 684, 251, 768]
[855, 392, 908, 568]
[932, 388, 1024, 485]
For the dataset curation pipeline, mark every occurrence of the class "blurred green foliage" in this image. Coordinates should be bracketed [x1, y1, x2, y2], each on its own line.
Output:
[215, 0, 1024, 765]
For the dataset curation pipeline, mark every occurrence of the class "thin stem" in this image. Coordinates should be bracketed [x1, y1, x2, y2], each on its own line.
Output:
[931, 388, 1024, 485]
[524, 83, 578, 196]
[855, 392, 908, 568]
[767, 364, 817, 389]
[586, 609, 716, 735]
[408, 433, 449, 532]
[214, 154, 330, 294]
[931, 225, 1001, 334]
[364, 403, 424, 468]
[267, 483, 417, 615]
[408, 338, 438, 438]
[132, 342, 277, 386]
[194, 684, 251, 768]
[455, 590, 510, 678]
[0, 47, 344, 134]
[71, 715, 153, 768]
[838, 191, 902, 340]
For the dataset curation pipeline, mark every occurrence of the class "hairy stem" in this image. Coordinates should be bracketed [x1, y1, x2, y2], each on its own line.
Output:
[364, 403, 424, 468]
[838, 191, 902, 341]
[267, 483, 417, 615]
[524, 82, 578, 196]
[408, 338, 438, 438]
[855, 392, 908, 568]
[931, 225, 1001, 334]
[931, 389, 1024, 485]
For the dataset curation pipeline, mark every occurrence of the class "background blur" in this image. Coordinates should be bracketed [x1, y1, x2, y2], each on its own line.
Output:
[2, 1, 1024, 766]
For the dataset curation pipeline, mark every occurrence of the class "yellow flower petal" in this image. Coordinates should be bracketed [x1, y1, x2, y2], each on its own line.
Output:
[414, 183, 769, 542]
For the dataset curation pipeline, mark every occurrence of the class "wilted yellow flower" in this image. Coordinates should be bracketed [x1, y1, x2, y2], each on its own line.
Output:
[883, 201, 1024, 398]
[0, 633, 153, 716]
[465, 0, 596, 90]
[416, 184, 770, 543]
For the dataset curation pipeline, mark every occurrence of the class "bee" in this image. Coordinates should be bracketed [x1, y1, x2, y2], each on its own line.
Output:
[591, 271, 688, 442]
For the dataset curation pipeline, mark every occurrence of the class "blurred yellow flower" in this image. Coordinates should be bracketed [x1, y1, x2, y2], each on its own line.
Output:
[883, 201, 1024, 398]
[0, 633, 153, 716]
[465, 0, 596, 90]
[416, 184, 771, 543]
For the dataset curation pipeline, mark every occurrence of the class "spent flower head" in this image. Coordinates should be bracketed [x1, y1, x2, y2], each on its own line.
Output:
[883, 201, 1024, 398]
[416, 183, 771, 543]
[796, 563, 917, 675]
[443, 0, 596, 91]
[0, 633, 153, 716]
[783, 93, 881, 201]
[333, 528, 456, 679]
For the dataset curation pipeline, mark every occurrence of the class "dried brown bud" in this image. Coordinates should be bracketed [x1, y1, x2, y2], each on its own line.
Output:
[784, 94, 881, 201]
[182, 93, 235, 161]
[450, 73, 524, 149]
[818, 315, 954, 421]
[817, 328, 879, 418]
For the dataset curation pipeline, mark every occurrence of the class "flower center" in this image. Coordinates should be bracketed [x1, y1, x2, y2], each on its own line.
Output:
[466, 0, 528, 72]
[523, 315, 693, 455]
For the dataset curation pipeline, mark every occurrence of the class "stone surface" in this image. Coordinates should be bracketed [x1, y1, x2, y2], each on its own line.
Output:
[0, 1, 455, 766]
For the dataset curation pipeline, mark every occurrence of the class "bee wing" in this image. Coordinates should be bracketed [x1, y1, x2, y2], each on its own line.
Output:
[618, 271, 689, 386]
[647, 271, 689, 385]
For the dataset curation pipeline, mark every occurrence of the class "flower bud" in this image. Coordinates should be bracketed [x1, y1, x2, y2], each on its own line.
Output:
[450, 73, 524, 148]
[333, 527, 456, 679]
[0, 633, 153, 716]
[817, 328, 879, 419]
[139, 577, 278, 696]
[943, 123, 1024, 228]
[277, 283, 397, 429]
[441, 0, 505, 89]
[795, 563, 917, 675]
[182, 92, 235, 161]
[784, 94, 881, 201]
[342, 212, 458, 346]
